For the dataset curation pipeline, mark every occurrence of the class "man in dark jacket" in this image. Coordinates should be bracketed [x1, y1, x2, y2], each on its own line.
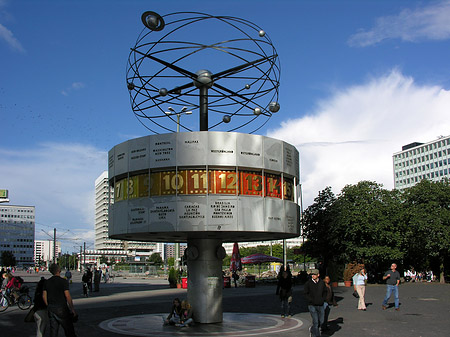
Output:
[304, 269, 327, 337]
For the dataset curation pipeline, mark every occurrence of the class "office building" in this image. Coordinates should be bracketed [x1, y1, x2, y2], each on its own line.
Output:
[94, 171, 161, 258]
[0, 205, 35, 266]
[34, 240, 61, 266]
[393, 136, 450, 190]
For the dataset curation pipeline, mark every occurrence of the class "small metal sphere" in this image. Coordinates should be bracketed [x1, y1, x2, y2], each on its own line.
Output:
[259, 30, 265, 37]
[194, 69, 214, 89]
[268, 102, 280, 113]
[253, 107, 262, 115]
[159, 88, 168, 96]
[245, 84, 251, 89]
[127, 82, 135, 90]
[146, 15, 159, 29]
[141, 11, 165, 31]
[223, 115, 231, 123]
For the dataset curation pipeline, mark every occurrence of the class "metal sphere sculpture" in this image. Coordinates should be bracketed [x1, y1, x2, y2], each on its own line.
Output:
[127, 11, 281, 134]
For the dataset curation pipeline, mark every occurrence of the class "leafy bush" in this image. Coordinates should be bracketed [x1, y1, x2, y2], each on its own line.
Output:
[343, 261, 364, 281]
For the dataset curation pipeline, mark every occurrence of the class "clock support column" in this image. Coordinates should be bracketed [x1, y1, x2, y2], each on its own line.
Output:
[186, 238, 224, 323]
[199, 85, 209, 131]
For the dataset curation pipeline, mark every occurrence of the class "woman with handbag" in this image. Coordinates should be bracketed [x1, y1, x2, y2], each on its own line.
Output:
[352, 267, 368, 311]
[33, 277, 48, 337]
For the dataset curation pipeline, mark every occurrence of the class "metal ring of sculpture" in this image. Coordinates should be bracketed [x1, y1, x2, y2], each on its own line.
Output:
[126, 11, 281, 134]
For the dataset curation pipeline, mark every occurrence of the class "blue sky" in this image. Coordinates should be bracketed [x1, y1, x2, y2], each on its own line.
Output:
[1, 0, 450, 252]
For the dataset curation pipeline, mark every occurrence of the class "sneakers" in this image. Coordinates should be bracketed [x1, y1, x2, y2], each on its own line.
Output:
[395, 308, 400, 311]
[281, 315, 285, 318]
[382, 305, 387, 310]
[288, 315, 292, 318]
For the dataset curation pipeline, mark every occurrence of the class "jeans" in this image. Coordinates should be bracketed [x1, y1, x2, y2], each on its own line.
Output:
[34, 309, 48, 337]
[308, 305, 324, 337]
[281, 298, 291, 316]
[322, 302, 330, 329]
[382, 284, 399, 308]
[182, 318, 194, 326]
[48, 305, 76, 337]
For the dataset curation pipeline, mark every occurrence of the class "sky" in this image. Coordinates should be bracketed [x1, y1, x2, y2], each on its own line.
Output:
[1, 0, 450, 252]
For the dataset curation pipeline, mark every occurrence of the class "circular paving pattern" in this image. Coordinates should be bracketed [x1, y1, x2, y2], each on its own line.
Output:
[99, 312, 303, 336]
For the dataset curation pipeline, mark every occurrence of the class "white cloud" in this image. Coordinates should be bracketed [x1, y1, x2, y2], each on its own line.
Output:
[0, 143, 107, 248]
[61, 82, 86, 96]
[0, 23, 25, 53]
[267, 70, 450, 207]
[348, 0, 450, 47]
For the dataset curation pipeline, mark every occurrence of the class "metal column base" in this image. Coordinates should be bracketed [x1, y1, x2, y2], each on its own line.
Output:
[186, 238, 224, 323]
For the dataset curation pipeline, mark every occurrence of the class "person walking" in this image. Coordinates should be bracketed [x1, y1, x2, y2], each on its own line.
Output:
[276, 270, 293, 318]
[86, 268, 93, 293]
[64, 269, 72, 285]
[93, 268, 100, 292]
[353, 267, 368, 311]
[382, 263, 401, 311]
[81, 271, 89, 297]
[33, 277, 48, 337]
[43, 263, 77, 337]
[304, 269, 327, 337]
[322, 276, 337, 332]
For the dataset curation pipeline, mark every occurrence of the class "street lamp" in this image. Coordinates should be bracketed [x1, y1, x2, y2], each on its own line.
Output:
[165, 106, 192, 132]
[165, 107, 192, 269]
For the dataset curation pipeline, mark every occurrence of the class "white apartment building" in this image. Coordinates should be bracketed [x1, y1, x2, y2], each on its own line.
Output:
[34, 240, 61, 265]
[94, 171, 163, 258]
[393, 136, 450, 190]
[95, 171, 122, 251]
[0, 204, 35, 266]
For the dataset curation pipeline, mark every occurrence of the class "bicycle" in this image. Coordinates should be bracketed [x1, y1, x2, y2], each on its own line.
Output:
[0, 289, 32, 312]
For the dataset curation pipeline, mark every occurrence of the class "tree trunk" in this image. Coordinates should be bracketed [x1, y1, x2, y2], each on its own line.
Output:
[440, 254, 445, 284]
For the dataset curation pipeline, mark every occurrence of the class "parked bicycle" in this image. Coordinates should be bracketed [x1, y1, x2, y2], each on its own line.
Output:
[0, 287, 32, 312]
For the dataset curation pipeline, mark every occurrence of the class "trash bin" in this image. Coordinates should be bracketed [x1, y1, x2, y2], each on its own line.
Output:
[182, 277, 188, 289]
[245, 275, 256, 288]
[223, 276, 231, 288]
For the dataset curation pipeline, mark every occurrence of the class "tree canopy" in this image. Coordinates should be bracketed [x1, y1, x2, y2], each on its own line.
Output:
[302, 180, 450, 283]
[1, 251, 16, 267]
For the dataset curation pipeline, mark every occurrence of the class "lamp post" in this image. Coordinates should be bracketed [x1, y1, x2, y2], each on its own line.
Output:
[165, 106, 192, 133]
[165, 106, 192, 269]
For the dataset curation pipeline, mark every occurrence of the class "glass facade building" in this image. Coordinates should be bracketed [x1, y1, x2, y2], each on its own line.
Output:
[0, 205, 35, 266]
[393, 136, 450, 190]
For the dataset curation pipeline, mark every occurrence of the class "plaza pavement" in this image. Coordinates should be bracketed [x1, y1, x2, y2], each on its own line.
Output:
[1, 271, 449, 336]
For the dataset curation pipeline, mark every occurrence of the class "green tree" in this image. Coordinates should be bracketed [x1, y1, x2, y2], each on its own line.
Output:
[222, 254, 231, 268]
[301, 186, 336, 267]
[58, 254, 78, 270]
[148, 253, 163, 266]
[167, 257, 174, 267]
[330, 181, 405, 266]
[403, 179, 450, 283]
[99, 255, 109, 265]
[1, 251, 16, 267]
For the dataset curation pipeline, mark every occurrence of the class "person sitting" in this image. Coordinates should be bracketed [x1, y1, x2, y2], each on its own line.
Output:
[164, 298, 182, 325]
[177, 300, 194, 327]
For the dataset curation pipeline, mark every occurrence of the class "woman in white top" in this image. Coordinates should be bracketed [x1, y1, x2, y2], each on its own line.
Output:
[352, 267, 368, 310]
